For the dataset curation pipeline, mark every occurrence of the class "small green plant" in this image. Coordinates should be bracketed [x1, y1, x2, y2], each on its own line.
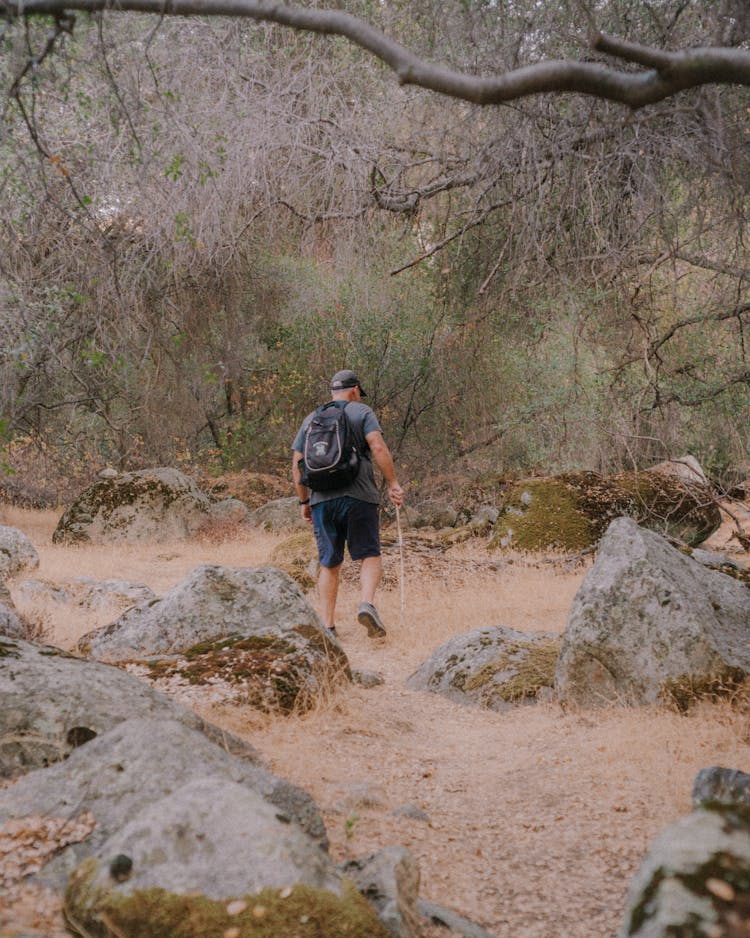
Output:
[344, 812, 360, 840]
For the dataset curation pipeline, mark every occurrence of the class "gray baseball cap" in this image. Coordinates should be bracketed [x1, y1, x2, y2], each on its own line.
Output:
[330, 369, 367, 397]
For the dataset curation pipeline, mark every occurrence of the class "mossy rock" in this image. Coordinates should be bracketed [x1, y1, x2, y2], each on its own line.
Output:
[406, 626, 561, 711]
[65, 862, 390, 938]
[619, 803, 750, 938]
[614, 469, 721, 546]
[490, 469, 720, 552]
[139, 631, 344, 714]
[52, 468, 213, 545]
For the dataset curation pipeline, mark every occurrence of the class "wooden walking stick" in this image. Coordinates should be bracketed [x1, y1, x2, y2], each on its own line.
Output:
[395, 504, 406, 623]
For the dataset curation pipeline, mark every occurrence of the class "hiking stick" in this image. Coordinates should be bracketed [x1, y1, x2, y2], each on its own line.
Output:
[395, 504, 405, 622]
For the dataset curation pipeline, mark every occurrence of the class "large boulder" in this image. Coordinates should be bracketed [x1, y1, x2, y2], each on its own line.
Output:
[555, 517, 750, 706]
[490, 461, 720, 552]
[74, 776, 340, 899]
[406, 626, 560, 711]
[248, 495, 308, 531]
[0, 524, 39, 579]
[77, 565, 349, 713]
[0, 638, 262, 778]
[79, 565, 324, 659]
[650, 454, 710, 486]
[618, 803, 750, 938]
[0, 717, 327, 888]
[52, 467, 242, 544]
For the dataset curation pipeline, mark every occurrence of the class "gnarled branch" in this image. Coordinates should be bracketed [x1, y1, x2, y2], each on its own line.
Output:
[5, 0, 750, 109]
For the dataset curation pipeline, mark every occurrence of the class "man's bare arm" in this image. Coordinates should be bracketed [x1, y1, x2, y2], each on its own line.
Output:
[292, 450, 313, 523]
[365, 430, 404, 507]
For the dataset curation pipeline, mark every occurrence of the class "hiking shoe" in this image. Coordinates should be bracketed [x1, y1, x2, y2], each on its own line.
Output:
[357, 602, 386, 638]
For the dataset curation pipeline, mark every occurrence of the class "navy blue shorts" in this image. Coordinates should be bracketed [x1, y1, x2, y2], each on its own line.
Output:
[312, 497, 381, 568]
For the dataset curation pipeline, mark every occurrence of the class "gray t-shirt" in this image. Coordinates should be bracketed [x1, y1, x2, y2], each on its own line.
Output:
[292, 401, 382, 505]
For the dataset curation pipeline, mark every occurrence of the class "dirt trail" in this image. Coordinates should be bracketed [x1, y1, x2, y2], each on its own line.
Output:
[209, 537, 750, 938]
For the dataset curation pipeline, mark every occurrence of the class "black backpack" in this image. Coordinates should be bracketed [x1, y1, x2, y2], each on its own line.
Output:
[300, 401, 361, 492]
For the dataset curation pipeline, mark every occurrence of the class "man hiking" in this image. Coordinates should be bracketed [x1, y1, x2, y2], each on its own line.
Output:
[292, 369, 404, 638]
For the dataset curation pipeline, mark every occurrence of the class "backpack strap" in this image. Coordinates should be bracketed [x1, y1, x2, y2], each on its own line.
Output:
[319, 400, 371, 458]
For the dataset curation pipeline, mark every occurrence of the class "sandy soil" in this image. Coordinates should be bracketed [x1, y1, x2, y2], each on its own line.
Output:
[2, 503, 750, 937]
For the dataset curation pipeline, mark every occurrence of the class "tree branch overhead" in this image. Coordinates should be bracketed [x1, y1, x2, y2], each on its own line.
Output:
[5, 0, 750, 108]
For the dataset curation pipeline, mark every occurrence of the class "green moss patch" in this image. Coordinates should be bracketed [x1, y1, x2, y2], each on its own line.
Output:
[0, 639, 20, 658]
[490, 469, 720, 552]
[495, 640, 561, 702]
[490, 475, 602, 551]
[140, 634, 310, 713]
[64, 863, 390, 938]
[451, 638, 561, 704]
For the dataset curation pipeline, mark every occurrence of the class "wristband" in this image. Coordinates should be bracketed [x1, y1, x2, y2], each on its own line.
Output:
[299, 498, 310, 505]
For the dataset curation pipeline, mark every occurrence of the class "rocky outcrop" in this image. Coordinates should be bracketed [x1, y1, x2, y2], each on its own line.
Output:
[0, 525, 39, 579]
[406, 626, 560, 711]
[555, 517, 750, 706]
[77, 565, 349, 713]
[79, 565, 324, 659]
[52, 467, 245, 544]
[490, 460, 720, 551]
[618, 803, 750, 938]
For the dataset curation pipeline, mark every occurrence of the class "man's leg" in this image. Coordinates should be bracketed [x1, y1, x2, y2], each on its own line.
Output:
[318, 562, 342, 631]
[312, 498, 348, 633]
[347, 501, 386, 637]
[360, 555, 383, 605]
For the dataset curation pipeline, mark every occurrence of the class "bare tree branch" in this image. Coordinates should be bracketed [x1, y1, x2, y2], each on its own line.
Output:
[6, 0, 750, 108]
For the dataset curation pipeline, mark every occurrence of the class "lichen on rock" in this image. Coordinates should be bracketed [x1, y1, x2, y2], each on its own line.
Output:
[407, 626, 561, 711]
[490, 464, 721, 552]
[64, 862, 390, 938]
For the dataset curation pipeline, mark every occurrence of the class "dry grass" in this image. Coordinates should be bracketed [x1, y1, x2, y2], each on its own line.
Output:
[4, 507, 282, 649]
[3, 506, 750, 937]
